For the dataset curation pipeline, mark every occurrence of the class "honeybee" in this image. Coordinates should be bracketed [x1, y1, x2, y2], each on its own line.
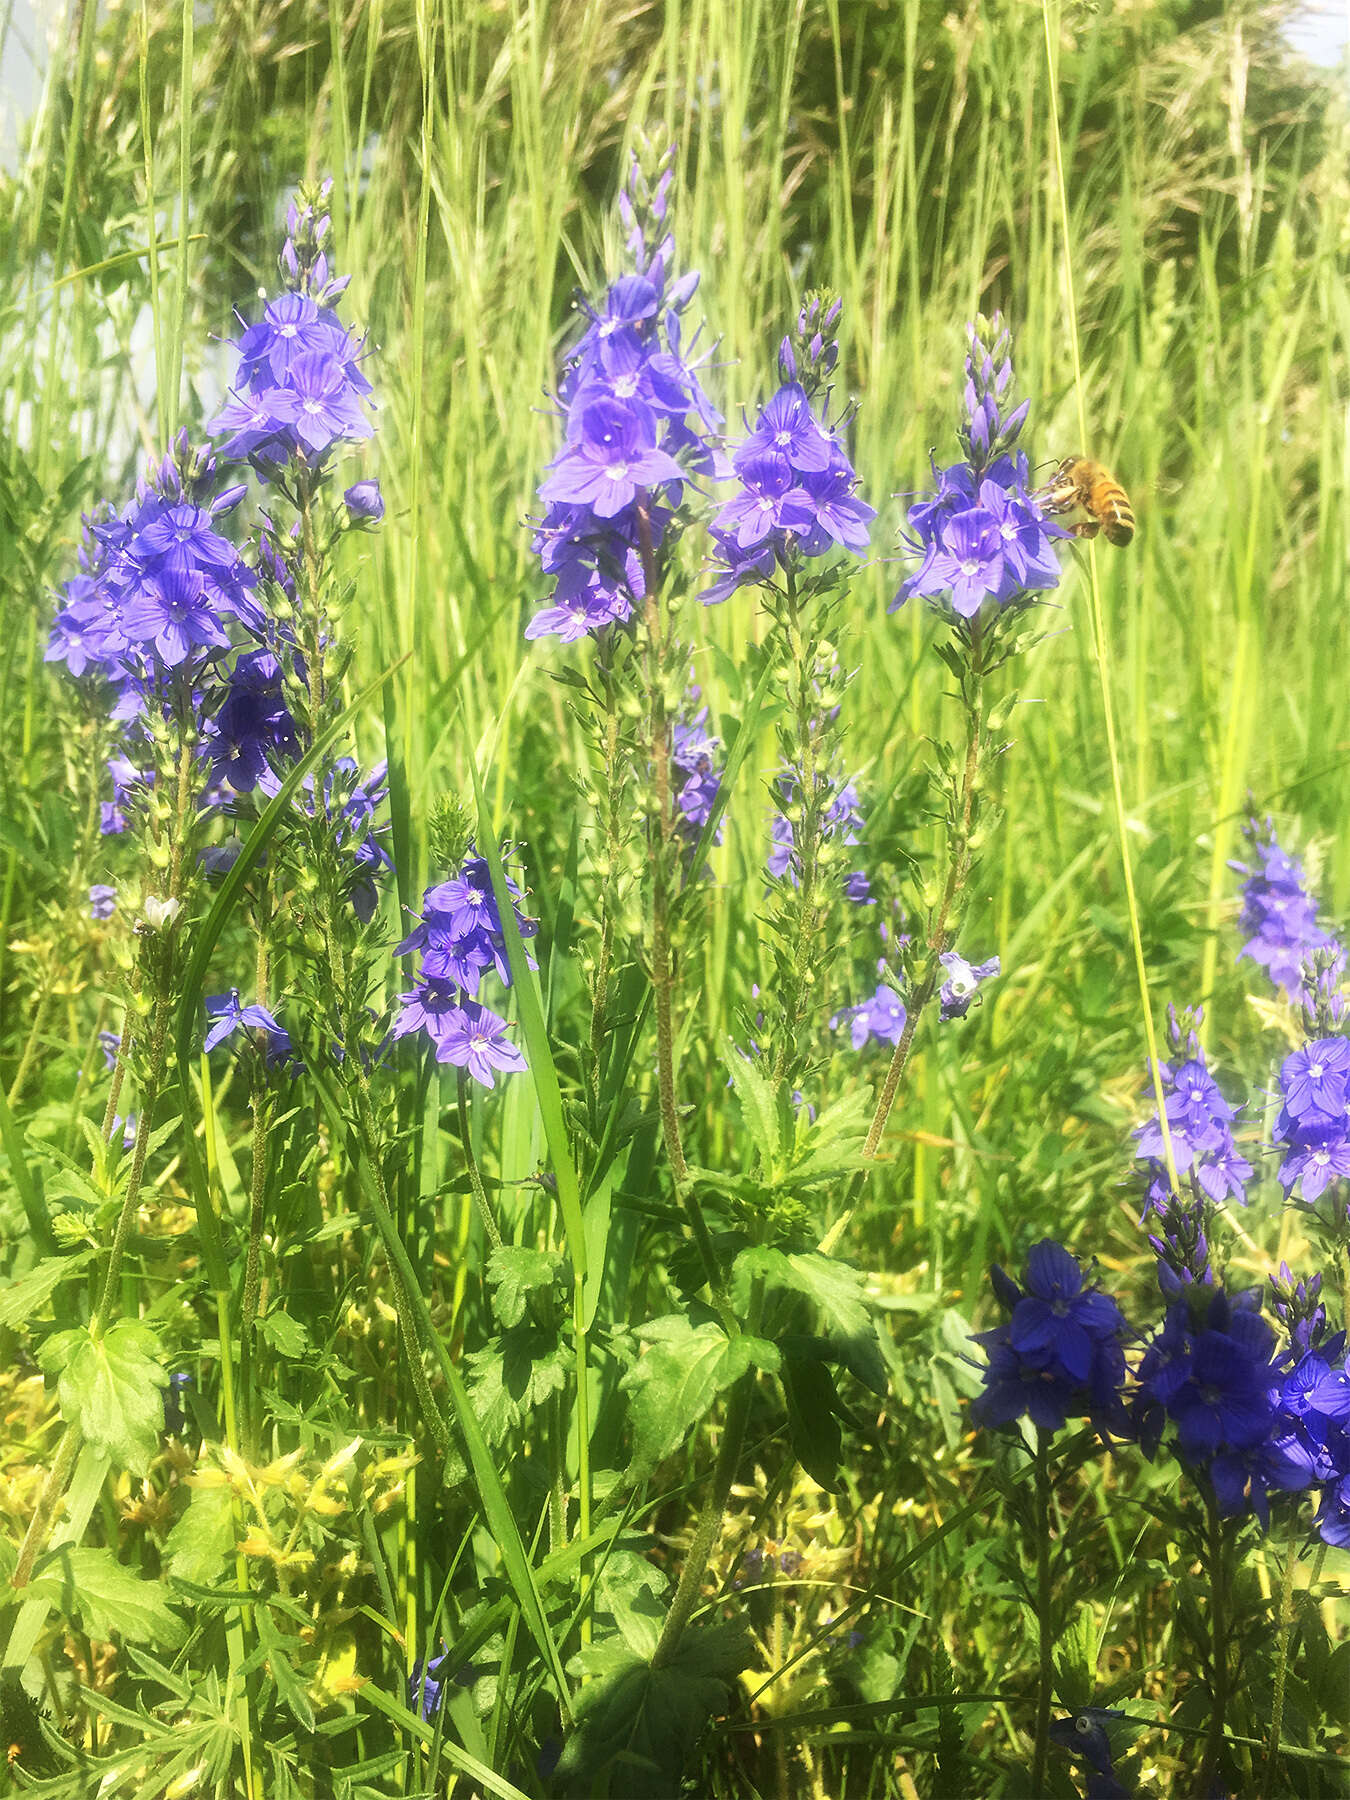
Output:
[1038, 454, 1135, 547]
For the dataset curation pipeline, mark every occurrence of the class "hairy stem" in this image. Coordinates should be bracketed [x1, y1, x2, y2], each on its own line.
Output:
[1199, 1481, 1231, 1793]
[1261, 1536, 1300, 1797]
[457, 1067, 502, 1253]
[1030, 1438, 1054, 1797]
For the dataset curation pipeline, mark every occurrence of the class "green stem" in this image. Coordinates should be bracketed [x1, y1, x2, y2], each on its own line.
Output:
[588, 641, 624, 1114]
[1199, 1481, 1231, 1794]
[636, 495, 686, 1186]
[863, 620, 985, 1160]
[1030, 1437, 1054, 1797]
[9, 1425, 81, 1591]
[651, 1369, 754, 1669]
[769, 562, 824, 1086]
[457, 1067, 503, 1252]
[1261, 1536, 1300, 1798]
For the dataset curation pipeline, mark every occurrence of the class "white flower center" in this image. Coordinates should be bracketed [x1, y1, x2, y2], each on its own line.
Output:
[603, 460, 631, 481]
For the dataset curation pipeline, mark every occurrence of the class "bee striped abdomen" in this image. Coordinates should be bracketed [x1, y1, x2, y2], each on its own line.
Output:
[1096, 483, 1134, 546]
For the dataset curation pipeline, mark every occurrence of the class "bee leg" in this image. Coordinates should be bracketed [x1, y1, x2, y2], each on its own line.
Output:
[1069, 521, 1101, 540]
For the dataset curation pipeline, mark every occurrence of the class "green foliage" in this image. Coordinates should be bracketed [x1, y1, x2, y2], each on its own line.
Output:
[22, 1545, 185, 1648]
[622, 1314, 780, 1479]
[0, 2, 1347, 1797]
[43, 1318, 167, 1476]
[559, 1621, 756, 1797]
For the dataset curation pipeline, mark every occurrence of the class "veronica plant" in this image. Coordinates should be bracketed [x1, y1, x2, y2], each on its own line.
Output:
[862, 314, 1062, 1159]
[969, 1239, 1131, 1796]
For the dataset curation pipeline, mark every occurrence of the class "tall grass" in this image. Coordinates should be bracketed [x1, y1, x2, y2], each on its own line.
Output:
[0, 0, 1347, 1792]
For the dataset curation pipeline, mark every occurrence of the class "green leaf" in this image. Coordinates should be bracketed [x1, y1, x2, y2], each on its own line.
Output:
[1053, 1605, 1098, 1713]
[23, 1545, 185, 1647]
[258, 1310, 310, 1359]
[732, 1247, 887, 1396]
[466, 1328, 571, 1445]
[256, 1604, 315, 1732]
[622, 1315, 779, 1478]
[0, 1249, 94, 1331]
[559, 1622, 754, 1796]
[487, 1245, 565, 1329]
[719, 1036, 790, 1176]
[55, 1319, 167, 1476]
[780, 1352, 844, 1492]
[164, 1483, 236, 1588]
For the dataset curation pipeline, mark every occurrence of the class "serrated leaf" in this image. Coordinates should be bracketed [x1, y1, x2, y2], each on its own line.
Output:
[0, 1249, 94, 1330]
[732, 1247, 887, 1396]
[56, 1318, 167, 1475]
[487, 1245, 565, 1329]
[465, 1327, 571, 1445]
[720, 1036, 790, 1177]
[165, 1482, 237, 1587]
[259, 1310, 310, 1359]
[622, 1315, 778, 1478]
[1052, 1604, 1097, 1712]
[24, 1545, 185, 1646]
[559, 1622, 754, 1796]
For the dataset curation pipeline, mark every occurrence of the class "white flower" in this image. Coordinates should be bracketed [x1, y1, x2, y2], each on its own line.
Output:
[142, 895, 182, 931]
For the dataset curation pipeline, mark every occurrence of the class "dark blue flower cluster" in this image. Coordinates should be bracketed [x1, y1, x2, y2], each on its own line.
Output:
[1232, 813, 1340, 1003]
[971, 1240, 1129, 1437]
[208, 182, 373, 470]
[892, 315, 1062, 622]
[205, 648, 300, 793]
[1273, 1033, 1350, 1208]
[1133, 1009, 1251, 1211]
[527, 149, 719, 642]
[1049, 1709, 1135, 1800]
[391, 852, 536, 1088]
[1134, 1287, 1326, 1523]
[702, 309, 875, 605]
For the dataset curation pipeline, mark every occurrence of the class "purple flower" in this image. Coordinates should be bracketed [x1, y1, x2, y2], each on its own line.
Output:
[892, 317, 1063, 620]
[703, 370, 873, 599]
[344, 479, 385, 522]
[539, 398, 683, 518]
[1133, 1289, 1286, 1489]
[671, 698, 724, 856]
[393, 993, 526, 1088]
[206, 649, 299, 792]
[1231, 813, 1340, 1002]
[938, 951, 1000, 1021]
[204, 990, 300, 1070]
[526, 156, 717, 647]
[88, 885, 116, 921]
[831, 982, 906, 1050]
[207, 192, 374, 472]
[1279, 1037, 1350, 1127]
[1134, 1013, 1252, 1210]
[738, 380, 834, 473]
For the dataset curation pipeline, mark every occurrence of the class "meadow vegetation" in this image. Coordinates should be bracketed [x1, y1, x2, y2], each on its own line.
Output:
[0, 1, 1347, 1794]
